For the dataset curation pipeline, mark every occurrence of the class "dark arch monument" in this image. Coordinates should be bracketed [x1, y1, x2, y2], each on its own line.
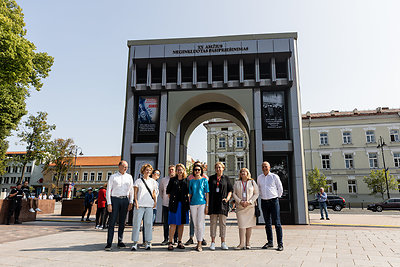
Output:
[122, 33, 308, 224]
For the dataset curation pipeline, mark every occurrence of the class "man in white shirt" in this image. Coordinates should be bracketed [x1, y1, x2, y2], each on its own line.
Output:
[257, 161, 284, 251]
[159, 165, 178, 245]
[105, 160, 134, 251]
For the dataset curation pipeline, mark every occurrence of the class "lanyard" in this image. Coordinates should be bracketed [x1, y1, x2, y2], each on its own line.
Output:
[216, 176, 221, 187]
[241, 180, 247, 193]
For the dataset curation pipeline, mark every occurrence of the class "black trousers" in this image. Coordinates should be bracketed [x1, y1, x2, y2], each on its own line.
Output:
[96, 207, 106, 226]
[107, 197, 129, 245]
[7, 200, 22, 223]
[162, 205, 177, 241]
[81, 204, 92, 220]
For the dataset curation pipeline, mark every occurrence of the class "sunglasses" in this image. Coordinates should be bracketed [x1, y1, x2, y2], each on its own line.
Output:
[194, 169, 201, 171]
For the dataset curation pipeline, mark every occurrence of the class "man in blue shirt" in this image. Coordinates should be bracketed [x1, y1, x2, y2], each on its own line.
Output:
[317, 187, 329, 220]
[81, 187, 94, 222]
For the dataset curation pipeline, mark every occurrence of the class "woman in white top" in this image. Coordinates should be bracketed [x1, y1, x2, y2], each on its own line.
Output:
[131, 164, 159, 251]
[232, 168, 259, 250]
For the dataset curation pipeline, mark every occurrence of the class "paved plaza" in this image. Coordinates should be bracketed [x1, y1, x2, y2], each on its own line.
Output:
[1, 207, 400, 267]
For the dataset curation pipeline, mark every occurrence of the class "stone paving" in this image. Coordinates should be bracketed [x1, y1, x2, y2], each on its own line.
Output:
[1, 210, 400, 266]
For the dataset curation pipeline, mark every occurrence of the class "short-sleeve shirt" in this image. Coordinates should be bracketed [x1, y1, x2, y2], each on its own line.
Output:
[189, 178, 209, 205]
[134, 178, 159, 208]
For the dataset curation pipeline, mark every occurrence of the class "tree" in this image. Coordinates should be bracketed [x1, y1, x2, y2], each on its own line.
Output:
[307, 167, 327, 195]
[363, 169, 398, 200]
[0, 0, 54, 174]
[43, 138, 75, 194]
[17, 111, 56, 182]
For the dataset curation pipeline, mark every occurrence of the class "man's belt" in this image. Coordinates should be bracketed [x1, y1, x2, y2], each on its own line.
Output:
[112, 196, 128, 199]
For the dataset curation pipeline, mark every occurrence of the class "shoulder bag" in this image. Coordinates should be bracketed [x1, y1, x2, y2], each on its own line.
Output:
[141, 178, 156, 201]
[251, 180, 260, 217]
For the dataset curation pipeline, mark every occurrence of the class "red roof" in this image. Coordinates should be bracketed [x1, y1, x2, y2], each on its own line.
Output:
[74, 156, 121, 166]
[302, 108, 400, 119]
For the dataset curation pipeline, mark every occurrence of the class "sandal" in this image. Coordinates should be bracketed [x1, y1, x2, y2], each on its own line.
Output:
[177, 241, 185, 249]
[167, 242, 174, 251]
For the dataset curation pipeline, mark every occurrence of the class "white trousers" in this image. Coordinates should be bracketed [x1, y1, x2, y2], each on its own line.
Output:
[190, 204, 206, 242]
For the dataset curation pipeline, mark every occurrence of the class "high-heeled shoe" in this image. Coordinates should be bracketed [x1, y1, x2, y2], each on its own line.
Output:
[234, 245, 246, 250]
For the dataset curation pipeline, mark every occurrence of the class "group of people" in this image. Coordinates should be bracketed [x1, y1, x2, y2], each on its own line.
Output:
[6, 180, 42, 225]
[105, 160, 285, 252]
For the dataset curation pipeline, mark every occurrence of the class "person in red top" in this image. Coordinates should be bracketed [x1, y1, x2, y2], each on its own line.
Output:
[96, 184, 107, 229]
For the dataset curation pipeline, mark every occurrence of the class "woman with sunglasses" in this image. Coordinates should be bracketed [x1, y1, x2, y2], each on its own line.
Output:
[166, 163, 190, 250]
[188, 165, 209, 252]
[232, 168, 259, 250]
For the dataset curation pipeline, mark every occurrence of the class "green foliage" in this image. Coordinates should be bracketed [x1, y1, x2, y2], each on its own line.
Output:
[43, 138, 75, 194]
[0, 0, 54, 174]
[307, 167, 327, 195]
[363, 169, 398, 200]
[17, 111, 56, 181]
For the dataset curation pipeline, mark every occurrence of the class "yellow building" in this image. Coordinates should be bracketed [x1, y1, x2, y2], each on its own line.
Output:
[302, 108, 400, 205]
[43, 156, 120, 195]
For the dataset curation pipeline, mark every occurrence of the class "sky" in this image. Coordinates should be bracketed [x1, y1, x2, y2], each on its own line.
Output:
[7, 0, 400, 162]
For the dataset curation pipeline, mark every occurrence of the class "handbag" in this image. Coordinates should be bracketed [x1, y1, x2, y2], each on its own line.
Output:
[251, 180, 261, 217]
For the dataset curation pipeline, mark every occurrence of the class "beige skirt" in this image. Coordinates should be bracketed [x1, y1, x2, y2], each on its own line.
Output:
[236, 205, 256, 228]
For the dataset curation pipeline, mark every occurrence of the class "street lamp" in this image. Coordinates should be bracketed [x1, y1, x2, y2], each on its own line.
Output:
[377, 136, 390, 199]
[73, 147, 83, 182]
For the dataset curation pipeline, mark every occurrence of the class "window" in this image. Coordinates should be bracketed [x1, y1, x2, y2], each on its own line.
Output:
[0, 177, 2, 184]
[243, 60, 255, 80]
[348, 180, 357, 193]
[97, 172, 103, 181]
[398, 179, 400, 192]
[151, 64, 162, 83]
[83, 172, 88, 181]
[90, 172, 95, 181]
[237, 157, 244, 170]
[275, 58, 288, 79]
[218, 157, 226, 168]
[342, 132, 352, 144]
[218, 137, 226, 148]
[6, 166, 11, 173]
[228, 61, 239, 80]
[221, 127, 228, 131]
[12, 166, 18, 173]
[320, 133, 329, 145]
[11, 177, 16, 184]
[166, 63, 177, 83]
[259, 58, 271, 79]
[52, 175, 57, 182]
[390, 129, 399, 142]
[67, 173, 72, 181]
[25, 166, 32, 173]
[25, 177, 30, 183]
[107, 171, 112, 180]
[4, 177, 9, 184]
[181, 62, 192, 83]
[366, 130, 375, 143]
[394, 153, 400, 168]
[136, 64, 147, 84]
[326, 180, 333, 194]
[212, 61, 224, 81]
[344, 154, 354, 169]
[236, 137, 244, 148]
[197, 62, 208, 82]
[321, 155, 330, 169]
[369, 153, 378, 168]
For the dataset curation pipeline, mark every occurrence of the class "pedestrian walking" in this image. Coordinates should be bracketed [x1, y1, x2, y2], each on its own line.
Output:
[317, 187, 330, 220]
[81, 187, 94, 222]
[95, 184, 107, 229]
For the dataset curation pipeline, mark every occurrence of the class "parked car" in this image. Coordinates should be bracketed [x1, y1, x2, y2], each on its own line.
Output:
[367, 198, 400, 212]
[308, 195, 346, 211]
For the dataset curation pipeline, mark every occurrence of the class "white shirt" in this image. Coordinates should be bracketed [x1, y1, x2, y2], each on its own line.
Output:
[106, 171, 134, 204]
[159, 176, 171, 207]
[134, 177, 159, 208]
[257, 172, 283, 200]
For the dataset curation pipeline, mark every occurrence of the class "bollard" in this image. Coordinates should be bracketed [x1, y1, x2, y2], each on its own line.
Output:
[361, 202, 364, 210]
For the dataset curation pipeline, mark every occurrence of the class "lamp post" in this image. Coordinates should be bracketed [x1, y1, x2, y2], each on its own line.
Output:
[73, 147, 83, 182]
[377, 136, 390, 199]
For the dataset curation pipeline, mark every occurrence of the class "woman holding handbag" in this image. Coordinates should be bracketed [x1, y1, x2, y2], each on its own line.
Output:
[232, 168, 259, 250]
[131, 164, 159, 251]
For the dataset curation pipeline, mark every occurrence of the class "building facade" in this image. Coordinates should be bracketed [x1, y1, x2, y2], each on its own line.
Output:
[302, 108, 400, 205]
[42, 156, 120, 195]
[0, 152, 44, 198]
[203, 119, 250, 182]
